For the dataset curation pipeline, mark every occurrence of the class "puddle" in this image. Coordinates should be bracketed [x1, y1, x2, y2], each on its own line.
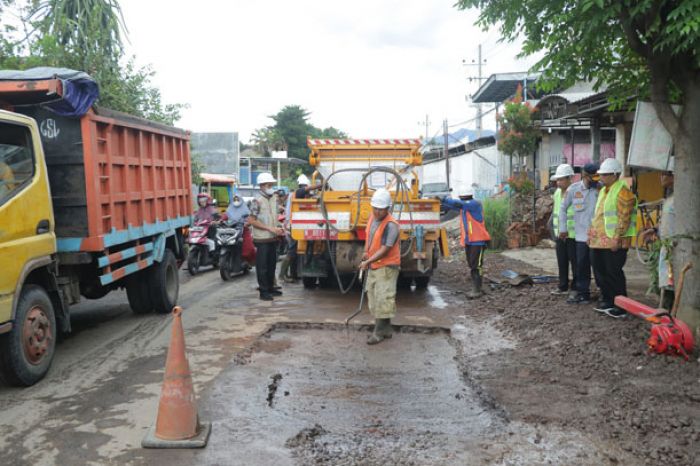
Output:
[426, 285, 448, 309]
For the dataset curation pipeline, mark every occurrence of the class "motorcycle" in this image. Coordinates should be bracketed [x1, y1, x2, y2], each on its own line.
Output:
[187, 219, 220, 275]
[218, 221, 253, 281]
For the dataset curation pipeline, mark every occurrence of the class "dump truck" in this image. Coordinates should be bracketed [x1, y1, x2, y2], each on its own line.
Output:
[0, 70, 191, 386]
[290, 138, 449, 290]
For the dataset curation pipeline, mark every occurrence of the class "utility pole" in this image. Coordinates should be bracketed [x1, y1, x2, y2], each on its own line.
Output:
[418, 114, 431, 141]
[443, 119, 450, 191]
[463, 44, 487, 139]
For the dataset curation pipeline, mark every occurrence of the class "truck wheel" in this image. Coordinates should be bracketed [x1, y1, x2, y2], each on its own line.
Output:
[397, 276, 413, 289]
[187, 247, 201, 276]
[0, 285, 56, 386]
[414, 276, 430, 289]
[149, 249, 179, 314]
[302, 277, 317, 289]
[126, 272, 154, 314]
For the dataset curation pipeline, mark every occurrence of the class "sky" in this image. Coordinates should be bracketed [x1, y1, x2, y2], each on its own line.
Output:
[114, 0, 539, 142]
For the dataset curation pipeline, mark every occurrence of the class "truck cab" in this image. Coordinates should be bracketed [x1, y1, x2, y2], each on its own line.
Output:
[0, 110, 59, 385]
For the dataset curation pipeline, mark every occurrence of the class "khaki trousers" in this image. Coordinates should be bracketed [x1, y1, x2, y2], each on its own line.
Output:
[366, 267, 399, 319]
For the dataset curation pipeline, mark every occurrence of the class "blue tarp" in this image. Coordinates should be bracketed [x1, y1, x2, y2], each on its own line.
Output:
[0, 67, 99, 117]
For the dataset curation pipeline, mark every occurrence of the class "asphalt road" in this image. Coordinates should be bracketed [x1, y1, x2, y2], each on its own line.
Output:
[0, 262, 654, 465]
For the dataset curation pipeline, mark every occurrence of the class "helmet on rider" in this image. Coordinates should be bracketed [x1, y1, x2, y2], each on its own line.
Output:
[297, 174, 311, 186]
[197, 192, 210, 207]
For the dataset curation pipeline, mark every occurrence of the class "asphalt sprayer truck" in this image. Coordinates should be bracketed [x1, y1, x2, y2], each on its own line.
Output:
[0, 68, 191, 385]
[290, 138, 450, 292]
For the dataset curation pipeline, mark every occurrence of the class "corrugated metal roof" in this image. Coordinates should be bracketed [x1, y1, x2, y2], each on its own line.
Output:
[471, 72, 542, 103]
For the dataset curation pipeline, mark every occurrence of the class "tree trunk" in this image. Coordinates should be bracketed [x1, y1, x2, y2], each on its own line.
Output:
[664, 80, 700, 340]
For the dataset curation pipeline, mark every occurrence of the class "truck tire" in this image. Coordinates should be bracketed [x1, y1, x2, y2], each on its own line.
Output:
[397, 276, 413, 289]
[0, 285, 56, 386]
[302, 277, 317, 289]
[414, 276, 430, 289]
[149, 249, 179, 314]
[126, 272, 154, 314]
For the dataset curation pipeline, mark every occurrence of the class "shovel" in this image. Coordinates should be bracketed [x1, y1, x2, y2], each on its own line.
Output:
[344, 269, 367, 326]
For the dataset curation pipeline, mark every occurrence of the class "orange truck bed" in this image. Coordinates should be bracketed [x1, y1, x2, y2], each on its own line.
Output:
[0, 78, 192, 253]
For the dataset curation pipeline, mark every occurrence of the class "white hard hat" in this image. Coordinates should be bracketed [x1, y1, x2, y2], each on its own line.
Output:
[297, 174, 311, 185]
[370, 188, 392, 209]
[457, 186, 474, 197]
[551, 164, 574, 180]
[597, 158, 622, 175]
[256, 172, 277, 185]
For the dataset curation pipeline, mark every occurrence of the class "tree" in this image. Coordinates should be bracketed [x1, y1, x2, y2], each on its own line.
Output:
[0, 0, 185, 125]
[251, 105, 349, 159]
[456, 0, 700, 334]
[497, 85, 538, 173]
[269, 105, 315, 159]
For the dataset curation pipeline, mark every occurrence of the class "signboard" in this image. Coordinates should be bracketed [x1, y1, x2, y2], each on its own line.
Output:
[271, 150, 288, 159]
[628, 101, 680, 170]
[304, 229, 338, 240]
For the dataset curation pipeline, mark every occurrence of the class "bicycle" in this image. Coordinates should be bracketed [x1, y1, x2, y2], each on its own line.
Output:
[635, 199, 663, 265]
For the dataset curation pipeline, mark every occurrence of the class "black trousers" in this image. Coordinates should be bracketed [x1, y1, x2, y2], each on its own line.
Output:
[574, 241, 594, 298]
[465, 245, 485, 279]
[590, 248, 628, 306]
[255, 241, 278, 295]
[555, 238, 577, 292]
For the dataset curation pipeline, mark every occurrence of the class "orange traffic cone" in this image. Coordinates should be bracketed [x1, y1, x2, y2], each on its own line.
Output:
[142, 306, 211, 448]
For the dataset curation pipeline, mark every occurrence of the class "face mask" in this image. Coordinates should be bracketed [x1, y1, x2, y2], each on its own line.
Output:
[232, 200, 242, 207]
[198, 200, 206, 207]
[263, 187, 275, 196]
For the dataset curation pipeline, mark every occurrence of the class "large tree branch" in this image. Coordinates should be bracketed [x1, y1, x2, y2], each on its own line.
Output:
[618, 9, 650, 58]
[649, 63, 680, 138]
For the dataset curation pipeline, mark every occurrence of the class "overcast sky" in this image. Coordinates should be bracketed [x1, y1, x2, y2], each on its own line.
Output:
[118, 0, 538, 142]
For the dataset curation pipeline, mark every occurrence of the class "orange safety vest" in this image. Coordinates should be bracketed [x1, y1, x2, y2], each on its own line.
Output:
[459, 210, 491, 246]
[364, 214, 401, 269]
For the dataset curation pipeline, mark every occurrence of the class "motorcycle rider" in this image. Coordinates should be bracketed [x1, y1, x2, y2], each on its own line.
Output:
[225, 194, 256, 266]
[194, 193, 218, 223]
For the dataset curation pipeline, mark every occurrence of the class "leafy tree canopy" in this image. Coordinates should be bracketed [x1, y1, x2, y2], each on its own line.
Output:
[497, 85, 538, 158]
[0, 0, 185, 125]
[251, 105, 348, 159]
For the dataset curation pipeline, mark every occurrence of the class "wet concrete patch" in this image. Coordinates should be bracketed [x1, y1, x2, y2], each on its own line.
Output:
[176, 326, 501, 465]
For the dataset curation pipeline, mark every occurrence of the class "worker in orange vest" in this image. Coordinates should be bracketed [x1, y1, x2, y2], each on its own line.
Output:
[359, 188, 401, 345]
[441, 187, 491, 298]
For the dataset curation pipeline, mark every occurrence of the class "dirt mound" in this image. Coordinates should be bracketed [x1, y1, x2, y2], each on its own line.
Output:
[434, 252, 700, 466]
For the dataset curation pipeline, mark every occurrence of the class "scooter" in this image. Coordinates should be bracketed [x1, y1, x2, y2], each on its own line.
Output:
[187, 219, 220, 275]
[218, 221, 252, 281]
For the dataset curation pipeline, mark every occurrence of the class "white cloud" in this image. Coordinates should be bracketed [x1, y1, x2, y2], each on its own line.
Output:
[119, 0, 539, 141]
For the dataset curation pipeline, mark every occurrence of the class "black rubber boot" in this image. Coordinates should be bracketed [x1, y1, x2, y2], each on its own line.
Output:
[467, 271, 482, 299]
[367, 318, 393, 345]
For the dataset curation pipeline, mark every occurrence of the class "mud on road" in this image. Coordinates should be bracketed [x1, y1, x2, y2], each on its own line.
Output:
[0, 251, 697, 465]
[436, 252, 700, 466]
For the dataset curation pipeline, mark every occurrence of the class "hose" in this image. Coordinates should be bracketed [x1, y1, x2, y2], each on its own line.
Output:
[316, 165, 418, 294]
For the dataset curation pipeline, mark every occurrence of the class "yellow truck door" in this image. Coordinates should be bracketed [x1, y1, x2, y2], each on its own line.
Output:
[0, 112, 56, 325]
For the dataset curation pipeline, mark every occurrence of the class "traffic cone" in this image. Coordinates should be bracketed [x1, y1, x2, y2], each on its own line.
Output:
[142, 306, 211, 448]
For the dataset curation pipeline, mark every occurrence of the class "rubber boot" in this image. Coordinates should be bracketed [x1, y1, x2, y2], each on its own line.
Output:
[466, 271, 482, 299]
[367, 318, 393, 345]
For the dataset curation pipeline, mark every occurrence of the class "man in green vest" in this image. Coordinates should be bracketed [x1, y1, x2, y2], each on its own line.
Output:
[589, 158, 637, 318]
[551, 163, 577, 297]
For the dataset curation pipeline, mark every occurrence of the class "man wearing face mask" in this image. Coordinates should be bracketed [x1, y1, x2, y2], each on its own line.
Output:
[559, 163, 600, 304]
[248, 173, 285, 301]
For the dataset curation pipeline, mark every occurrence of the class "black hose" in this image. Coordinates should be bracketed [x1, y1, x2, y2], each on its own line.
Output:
[316, 166, 418, 294]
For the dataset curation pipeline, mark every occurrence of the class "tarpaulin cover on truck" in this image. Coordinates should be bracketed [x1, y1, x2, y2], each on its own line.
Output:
[0, 67, 99, 117]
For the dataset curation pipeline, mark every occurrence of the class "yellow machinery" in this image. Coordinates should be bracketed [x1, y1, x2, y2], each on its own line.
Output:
[290, 138, 450, 290]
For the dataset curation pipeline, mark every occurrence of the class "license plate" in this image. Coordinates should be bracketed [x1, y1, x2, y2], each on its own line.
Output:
[304, 229, 338, 240]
